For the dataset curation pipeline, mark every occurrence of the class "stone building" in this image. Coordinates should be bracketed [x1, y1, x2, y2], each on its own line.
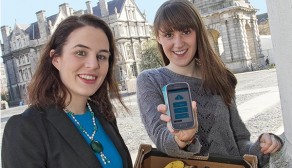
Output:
[0, 62, 8, 94]
[1, 0, 151, 105]
[190, 0, 264, 72]
[257, 13, 270, 35]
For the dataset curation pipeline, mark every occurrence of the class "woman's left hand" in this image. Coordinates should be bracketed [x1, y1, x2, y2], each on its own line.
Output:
[259, 133, 282, 154]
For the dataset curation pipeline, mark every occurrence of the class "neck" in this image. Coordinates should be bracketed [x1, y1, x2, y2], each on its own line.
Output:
[166, 63, 201, 78]
[65, 97, 88, 114]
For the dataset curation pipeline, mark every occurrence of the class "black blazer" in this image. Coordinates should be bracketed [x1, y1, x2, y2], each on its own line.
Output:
[2, 103, 133, 168]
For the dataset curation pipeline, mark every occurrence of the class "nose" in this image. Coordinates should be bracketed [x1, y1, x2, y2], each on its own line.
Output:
[85, 56, 100, 69]
[173, 34, 184, 48]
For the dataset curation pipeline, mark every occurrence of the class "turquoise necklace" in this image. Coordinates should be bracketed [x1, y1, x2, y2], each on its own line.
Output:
[64, 102, 110, 165]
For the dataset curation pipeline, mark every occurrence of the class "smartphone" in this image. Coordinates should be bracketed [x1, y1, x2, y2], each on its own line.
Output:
[162, 82, 195, 130]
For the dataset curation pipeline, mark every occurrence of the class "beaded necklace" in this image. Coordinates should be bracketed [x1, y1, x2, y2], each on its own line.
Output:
[64, 102, 110, 165]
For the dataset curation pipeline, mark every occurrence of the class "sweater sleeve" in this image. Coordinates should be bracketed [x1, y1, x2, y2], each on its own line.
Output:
[228, 99, 270, 166]
[136, 70, 201, 158]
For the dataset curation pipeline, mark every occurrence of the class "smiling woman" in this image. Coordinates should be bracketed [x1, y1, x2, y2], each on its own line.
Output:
[50, 26, 110, 99]
[136, 0, 282, 167]
[1, 14, 133, 168]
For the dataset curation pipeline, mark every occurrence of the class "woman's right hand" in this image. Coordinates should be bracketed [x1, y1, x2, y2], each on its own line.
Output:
[157, 101, 199, 148]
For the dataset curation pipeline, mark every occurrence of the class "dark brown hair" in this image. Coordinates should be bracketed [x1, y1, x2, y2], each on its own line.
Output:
[27, 14, 127, 120]
[154, 0, 237, 106]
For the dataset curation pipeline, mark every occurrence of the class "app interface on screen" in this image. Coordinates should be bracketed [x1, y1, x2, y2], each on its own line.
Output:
[168, 88, 192, 123]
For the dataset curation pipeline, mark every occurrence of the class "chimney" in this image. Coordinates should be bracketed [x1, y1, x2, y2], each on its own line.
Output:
[59, 3, 71, 17]
[1, 26, 11, 54]
[36, 10, 46, 23]
[99, 0, 109, 17]
[36, 10, 48, 40]
[70, 8, 74, 15]
[86, 1, 93, 14]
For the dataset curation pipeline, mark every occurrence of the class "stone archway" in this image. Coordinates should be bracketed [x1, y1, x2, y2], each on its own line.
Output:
[207, 29, 224, 56]
[191, 0, 263, 72]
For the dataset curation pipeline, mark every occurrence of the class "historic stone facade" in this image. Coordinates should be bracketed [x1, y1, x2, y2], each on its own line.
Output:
[190, 0, 264, 72]
[1, 0, 151, 105]
[1, 0, 264, 105]
[0, 62, 8, 94]
[257, 13, 270, 35]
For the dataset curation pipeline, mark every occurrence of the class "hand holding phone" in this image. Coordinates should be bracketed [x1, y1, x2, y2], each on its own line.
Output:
[162, 82, 196, 130]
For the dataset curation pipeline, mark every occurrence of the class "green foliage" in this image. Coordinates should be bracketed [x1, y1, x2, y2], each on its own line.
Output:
[140, 40, 163, 71]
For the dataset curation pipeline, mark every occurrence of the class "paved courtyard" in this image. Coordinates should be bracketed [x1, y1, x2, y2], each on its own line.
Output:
[0, 69, 284, 166]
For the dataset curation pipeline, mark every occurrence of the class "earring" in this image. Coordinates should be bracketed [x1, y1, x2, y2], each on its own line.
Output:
[195, 58, 201, 66]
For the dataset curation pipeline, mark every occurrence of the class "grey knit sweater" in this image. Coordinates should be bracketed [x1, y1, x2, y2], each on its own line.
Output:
[136, 67, 270, 166]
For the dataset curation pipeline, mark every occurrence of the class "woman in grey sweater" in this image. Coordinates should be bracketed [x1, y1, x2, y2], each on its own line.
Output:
[136, 0, 282, 167]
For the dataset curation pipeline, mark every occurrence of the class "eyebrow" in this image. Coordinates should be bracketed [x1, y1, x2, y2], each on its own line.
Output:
[73, 44, 110, 54]
[74, 44, 90, 49]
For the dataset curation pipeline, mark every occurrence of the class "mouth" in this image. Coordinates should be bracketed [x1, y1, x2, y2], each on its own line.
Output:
[78, 74, 97, 80]
[173, 49, 187, 55]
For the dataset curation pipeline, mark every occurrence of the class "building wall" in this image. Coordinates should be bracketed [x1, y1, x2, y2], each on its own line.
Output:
[1, 0, 151, 104]
[191, 0, 264, 72]
[0, 62, 8, 94]
[266, 0, 292, 165]
[1, 0, 264, 103]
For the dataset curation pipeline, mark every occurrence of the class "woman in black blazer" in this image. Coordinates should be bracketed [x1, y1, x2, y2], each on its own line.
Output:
[2, 14, 133, 168]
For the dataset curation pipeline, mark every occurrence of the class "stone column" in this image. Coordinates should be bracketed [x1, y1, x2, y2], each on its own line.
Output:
[250, 16, 264, 65]
[238, 19, 250, 60]
[266, 0, 292, 166]
[221, 19, 233, 61]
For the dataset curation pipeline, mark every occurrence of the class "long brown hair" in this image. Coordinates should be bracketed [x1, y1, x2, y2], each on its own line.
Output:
[153, 0, 237, 106]
[27, 14, 127, 120]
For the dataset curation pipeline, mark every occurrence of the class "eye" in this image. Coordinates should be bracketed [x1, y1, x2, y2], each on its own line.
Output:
[75, 50, 87, 57]
[96, 54, 109, 61]
[182, 29, 191, 35]
[164, 33, 173, 38]
[97, 55, 105, 60]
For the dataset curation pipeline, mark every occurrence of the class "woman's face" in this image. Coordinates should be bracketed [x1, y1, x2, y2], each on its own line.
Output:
[52, 26, 110, 100]
[157, 28, 197, 69]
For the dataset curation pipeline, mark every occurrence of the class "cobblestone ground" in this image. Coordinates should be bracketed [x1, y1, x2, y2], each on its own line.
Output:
[0, 69, 284, 166]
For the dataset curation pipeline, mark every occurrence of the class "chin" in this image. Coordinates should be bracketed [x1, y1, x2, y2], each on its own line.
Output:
[79, 90, 98, 97]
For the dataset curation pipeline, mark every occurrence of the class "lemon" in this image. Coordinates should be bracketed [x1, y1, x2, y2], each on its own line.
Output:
[164, 160, 185, 168]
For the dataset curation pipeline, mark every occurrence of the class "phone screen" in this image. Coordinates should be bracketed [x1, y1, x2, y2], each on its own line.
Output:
[167, 87, 193, 125]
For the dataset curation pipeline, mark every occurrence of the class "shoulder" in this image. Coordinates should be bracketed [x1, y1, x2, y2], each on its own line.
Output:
[137, 68, 159, 80]
[4, 107, 41, 135]
[8, 106, 41, 120]
[137, 67, 169, 83]
[4, 106, 46, 131]
[137, 68, 165, 88]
